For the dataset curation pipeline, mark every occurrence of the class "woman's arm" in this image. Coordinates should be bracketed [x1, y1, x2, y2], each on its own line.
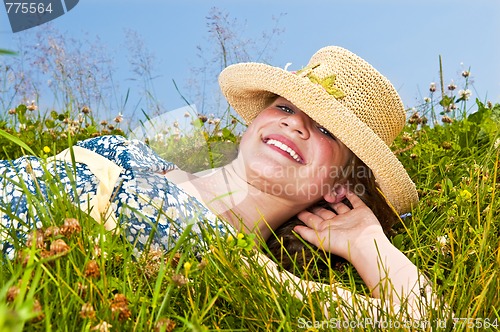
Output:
[292, 191, 433, 315]
[250, 250, 428, 321]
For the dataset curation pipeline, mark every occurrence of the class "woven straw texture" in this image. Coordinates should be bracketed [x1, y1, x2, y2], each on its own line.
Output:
[218, 46, 418, 214]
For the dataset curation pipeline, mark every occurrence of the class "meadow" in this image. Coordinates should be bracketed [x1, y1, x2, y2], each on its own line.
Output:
[0, 19, 499, 332]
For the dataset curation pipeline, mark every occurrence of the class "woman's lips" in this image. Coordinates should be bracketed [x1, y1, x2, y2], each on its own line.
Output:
[263, 135, 305, 164]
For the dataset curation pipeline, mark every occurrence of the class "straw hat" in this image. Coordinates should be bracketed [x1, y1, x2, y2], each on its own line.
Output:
[218, 46, 418, 214]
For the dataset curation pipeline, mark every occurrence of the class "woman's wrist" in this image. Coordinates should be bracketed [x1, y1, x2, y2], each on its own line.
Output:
[347, 225, 389, 262]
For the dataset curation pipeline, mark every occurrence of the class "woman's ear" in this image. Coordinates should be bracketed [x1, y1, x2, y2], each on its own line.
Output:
[324, 184, 347, 203]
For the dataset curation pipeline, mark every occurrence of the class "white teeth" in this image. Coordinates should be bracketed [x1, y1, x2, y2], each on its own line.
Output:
[266, 139, 301, 162]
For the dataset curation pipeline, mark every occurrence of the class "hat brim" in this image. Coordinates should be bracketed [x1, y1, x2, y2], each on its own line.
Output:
[219, 62, 418, 214]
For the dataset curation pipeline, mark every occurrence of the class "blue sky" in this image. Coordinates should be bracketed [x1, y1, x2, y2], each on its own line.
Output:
[1, 0, 499, 121]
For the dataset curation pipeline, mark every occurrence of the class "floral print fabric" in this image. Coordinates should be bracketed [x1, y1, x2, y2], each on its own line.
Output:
[1, 135, 230, 258]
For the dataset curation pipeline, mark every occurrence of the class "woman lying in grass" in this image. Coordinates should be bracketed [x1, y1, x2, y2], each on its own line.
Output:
[1, 46, 433, 319]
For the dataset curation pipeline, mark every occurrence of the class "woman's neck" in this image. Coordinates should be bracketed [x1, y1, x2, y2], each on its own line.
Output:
[166, 163, 308, 240]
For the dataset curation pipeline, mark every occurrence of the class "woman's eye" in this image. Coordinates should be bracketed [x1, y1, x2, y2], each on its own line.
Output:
[318, 126, 336, 140]
[277, 105, 294, 114]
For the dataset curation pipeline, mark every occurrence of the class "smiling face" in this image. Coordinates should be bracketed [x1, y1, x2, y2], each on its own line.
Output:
[234, 96, 352, 203]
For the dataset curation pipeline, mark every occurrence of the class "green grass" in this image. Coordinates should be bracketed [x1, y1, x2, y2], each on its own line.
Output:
[0, 95, 499, 331]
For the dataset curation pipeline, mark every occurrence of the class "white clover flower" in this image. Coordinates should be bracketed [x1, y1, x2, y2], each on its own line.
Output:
[458, 89, 472, 100]
[436, 234, 451, 255]
[436, 235, 448, 247]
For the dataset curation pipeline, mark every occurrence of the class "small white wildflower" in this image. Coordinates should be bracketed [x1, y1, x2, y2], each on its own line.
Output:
[436, 235, 448, 247]
[494, 138, 500, 150]
[91, 321, 112, 332]
[458, 89, 472, 100]
[424, 97, 431, 103]
[436, 234, 450, 255]
[429, 82, 437, 92]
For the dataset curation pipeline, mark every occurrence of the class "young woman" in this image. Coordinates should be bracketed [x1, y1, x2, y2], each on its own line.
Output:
[1, 46, 431, 319]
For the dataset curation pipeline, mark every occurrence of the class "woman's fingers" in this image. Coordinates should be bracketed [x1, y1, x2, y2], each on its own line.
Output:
[330, 191, 367, 213]
[330, 201, 350, 214]
[294, 192, 379, 258]
[292, 224, 326, 249]
[344, 191, 366, 208]
[310, 206, 337, 220]
[297, 210, 324, 229]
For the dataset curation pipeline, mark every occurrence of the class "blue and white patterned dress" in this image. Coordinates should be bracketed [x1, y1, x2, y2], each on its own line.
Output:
[0, 135, 231, 258]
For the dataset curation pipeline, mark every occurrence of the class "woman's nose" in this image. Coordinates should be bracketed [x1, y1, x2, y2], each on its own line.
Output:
[279, 113, 311, 139]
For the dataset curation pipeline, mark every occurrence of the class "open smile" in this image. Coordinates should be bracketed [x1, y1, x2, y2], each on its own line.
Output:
[263, 136, 305, 164]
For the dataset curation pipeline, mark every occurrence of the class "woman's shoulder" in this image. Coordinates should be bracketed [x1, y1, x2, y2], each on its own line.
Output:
[74, 135, 126, 152]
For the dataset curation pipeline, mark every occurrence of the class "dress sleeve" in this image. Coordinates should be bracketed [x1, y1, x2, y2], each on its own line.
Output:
[51, 145, 123, 231]
[76, 135, 177, 173]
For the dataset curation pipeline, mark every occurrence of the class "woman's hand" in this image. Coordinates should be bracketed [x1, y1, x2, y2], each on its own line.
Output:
[294, 191, 427, 304]
[293, 191, 387, 262]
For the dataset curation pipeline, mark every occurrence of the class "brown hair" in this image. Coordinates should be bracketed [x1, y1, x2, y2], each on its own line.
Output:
[265, 155, 400, 275]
